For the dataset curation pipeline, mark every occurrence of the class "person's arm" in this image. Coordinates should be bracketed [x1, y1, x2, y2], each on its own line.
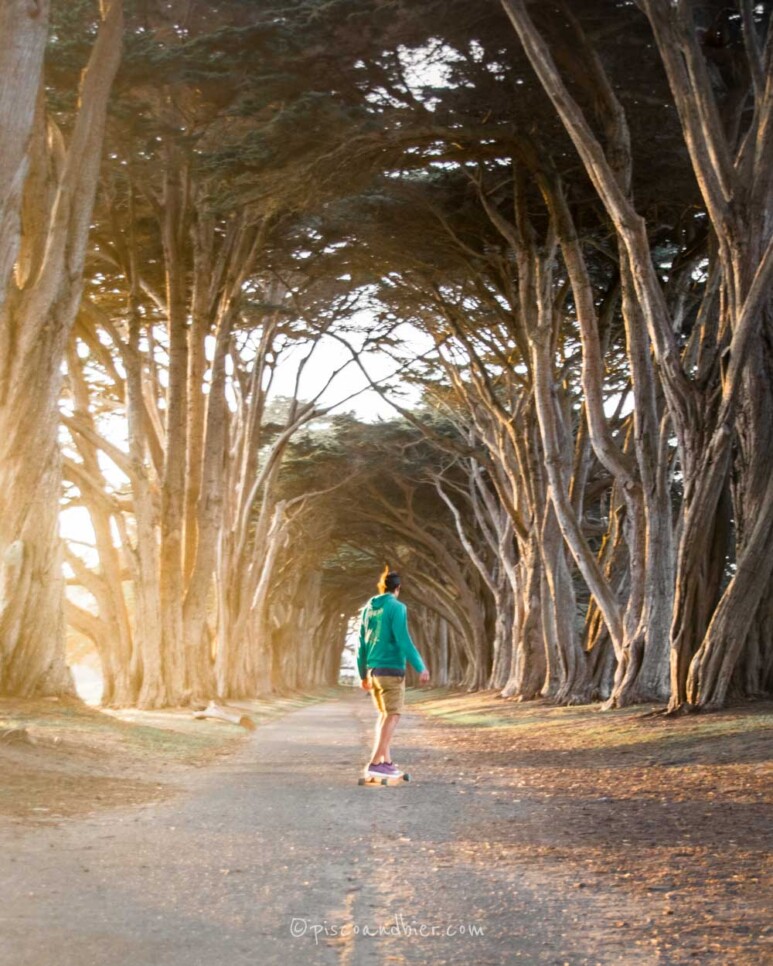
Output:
[392, 602, 427, 673]
[357, 607, 369, 682]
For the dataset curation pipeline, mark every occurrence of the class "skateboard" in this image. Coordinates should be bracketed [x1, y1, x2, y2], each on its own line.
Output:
[358, 772, 411, 786]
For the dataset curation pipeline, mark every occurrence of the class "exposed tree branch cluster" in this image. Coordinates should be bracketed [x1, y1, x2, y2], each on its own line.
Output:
[0, 0, 770, 712]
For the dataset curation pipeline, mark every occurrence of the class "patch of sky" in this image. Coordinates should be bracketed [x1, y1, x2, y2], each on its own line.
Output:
[396, 40, 463, 111]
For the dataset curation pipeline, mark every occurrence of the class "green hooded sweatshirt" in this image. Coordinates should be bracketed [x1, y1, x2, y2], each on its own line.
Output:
[357, 593, 426, 679]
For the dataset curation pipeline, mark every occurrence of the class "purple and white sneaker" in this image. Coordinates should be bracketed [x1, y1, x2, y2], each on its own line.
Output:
[383, 761, 402, 776]
[366, 762, 394, 779]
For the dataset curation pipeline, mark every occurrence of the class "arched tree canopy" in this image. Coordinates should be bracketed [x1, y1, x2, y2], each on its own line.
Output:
[0, 0, 770, 710]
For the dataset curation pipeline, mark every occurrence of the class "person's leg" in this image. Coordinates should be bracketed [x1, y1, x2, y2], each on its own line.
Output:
[367, 675, 387, 767]
[373, 675, 405, 768]
[366, 676, 405, 775]
[374, 713, 400, 761]
[383, 727, 393, 764]
[370, 711, 387, 763]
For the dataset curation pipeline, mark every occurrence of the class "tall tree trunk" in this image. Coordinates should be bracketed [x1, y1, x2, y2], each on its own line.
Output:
[687, 323, 773, 705]
[125, 295, 167, 708]
[502, 534, 545, 699]
[0, 0, 123, 696]
[158, 159, 189, 703]
[65, 347, 136, 705]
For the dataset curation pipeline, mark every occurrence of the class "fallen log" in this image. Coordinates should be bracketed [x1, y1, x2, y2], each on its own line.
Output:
[0, 727, 35, 745]
[192, 701, 256, 731]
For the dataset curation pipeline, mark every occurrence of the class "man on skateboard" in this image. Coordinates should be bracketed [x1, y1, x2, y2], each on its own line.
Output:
[357, 566, 430, 781]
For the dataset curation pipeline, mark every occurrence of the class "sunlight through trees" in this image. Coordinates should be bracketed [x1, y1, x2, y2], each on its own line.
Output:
[1, 0, 771, 712]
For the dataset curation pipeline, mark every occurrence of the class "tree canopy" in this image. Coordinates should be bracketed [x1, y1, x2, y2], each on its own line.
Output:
[0, 0, 771, 711]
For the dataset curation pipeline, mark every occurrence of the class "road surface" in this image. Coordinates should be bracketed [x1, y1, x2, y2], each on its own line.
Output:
[0, 692, 655, 965]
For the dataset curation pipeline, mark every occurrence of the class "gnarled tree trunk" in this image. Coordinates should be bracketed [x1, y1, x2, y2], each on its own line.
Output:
[0, 0, 123, 696]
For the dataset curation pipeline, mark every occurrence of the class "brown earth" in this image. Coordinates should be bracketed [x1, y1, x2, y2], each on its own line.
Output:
[0, 688, 770, 964]
[0, 693, 327, 824]
[405, 689, 773, 964]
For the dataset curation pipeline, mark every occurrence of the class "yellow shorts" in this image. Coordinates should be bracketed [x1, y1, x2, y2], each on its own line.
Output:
[369, 673, 405, 714]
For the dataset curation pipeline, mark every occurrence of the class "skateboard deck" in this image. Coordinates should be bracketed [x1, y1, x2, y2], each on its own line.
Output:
[358, 773, 411, 786]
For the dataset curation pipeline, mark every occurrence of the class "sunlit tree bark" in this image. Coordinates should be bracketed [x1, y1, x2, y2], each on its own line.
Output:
[0, 0, 123, 696]
[501, 0, 772, 709]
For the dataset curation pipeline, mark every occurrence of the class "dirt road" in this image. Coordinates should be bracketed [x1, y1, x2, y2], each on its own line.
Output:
[0, 692, 761, 965]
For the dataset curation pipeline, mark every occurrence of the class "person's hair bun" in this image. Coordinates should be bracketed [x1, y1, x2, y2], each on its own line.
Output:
[378, 564, 401, 593]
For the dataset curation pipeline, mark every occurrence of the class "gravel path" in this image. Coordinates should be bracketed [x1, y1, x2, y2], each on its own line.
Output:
[0, 693, 656, 965]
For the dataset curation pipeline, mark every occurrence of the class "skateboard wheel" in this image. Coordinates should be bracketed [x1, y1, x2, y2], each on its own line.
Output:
[403, 774, 411, 782]
[380, 778, 388, 785]
[357, 778, 366, 786]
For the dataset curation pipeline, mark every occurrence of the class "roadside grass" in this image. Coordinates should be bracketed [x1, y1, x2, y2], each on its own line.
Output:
[406, 687, 773, 766]
[2, 692, 330, 761]
[0, 688, 336, 823]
